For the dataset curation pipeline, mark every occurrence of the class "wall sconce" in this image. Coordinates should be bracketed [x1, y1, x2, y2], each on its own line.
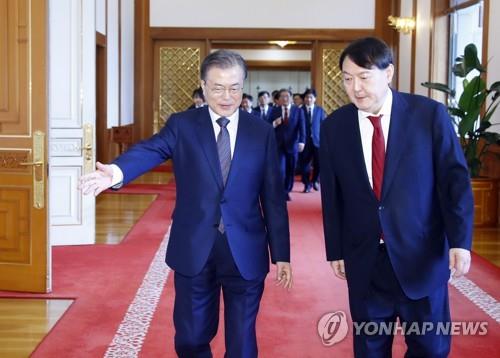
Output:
[269, 40, 297, 48]
[387, 16, 416, 34]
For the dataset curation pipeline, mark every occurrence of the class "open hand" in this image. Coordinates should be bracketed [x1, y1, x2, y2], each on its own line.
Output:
[78, 162, 114, 196]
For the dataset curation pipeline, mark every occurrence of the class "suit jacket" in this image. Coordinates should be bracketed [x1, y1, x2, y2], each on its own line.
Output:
[253, 106, 271, 121]
[319, 90, 473, 300]
[303, 105, 326, 148]
[113, 107, 290, 280]
[268, 105, 306, 153]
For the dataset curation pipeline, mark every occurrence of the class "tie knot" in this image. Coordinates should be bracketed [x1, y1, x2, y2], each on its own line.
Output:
[216, 117, 230, 128]
[367, 115, 383, 128]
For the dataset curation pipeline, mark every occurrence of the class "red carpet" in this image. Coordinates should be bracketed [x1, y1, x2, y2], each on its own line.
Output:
[1, 181, 499, 357]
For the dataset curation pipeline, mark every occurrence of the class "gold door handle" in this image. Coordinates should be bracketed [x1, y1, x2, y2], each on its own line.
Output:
[83, 144, 92, 161]
[83, 124, 94, 174]
[28, 131, 45, 209]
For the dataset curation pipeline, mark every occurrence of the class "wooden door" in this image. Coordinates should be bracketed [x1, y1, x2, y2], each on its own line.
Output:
[0, 0, 50, 292]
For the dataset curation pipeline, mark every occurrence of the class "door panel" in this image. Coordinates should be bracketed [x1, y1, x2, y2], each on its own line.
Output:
[0, 0, 49, 293]
[48, 0, 96, 246]
[153, 41, 206, 133]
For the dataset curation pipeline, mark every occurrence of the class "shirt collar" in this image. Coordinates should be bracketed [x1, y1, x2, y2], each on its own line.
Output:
[208, 106, 239, 125]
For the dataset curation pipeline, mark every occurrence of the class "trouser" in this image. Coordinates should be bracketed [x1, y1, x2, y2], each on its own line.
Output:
[174, 233, 265, 358]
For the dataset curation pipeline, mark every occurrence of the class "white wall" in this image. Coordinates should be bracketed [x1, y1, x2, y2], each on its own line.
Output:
[413, 0, 431, 96]
[120, 0, 135, 126]
[398, 0, 413, 93]
[96, 0, 106, 34]
[488, 0, 500, 126]
[107, 0, 119, 128]
[150, 0, 375, 29]
[244, 70, 311, 101]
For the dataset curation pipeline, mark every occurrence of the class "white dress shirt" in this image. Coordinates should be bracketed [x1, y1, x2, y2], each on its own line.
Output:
[357, 88, 392, 189]
[208, 107, 238, 158]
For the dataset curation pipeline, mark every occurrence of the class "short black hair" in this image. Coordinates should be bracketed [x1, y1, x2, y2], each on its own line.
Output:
[192, 87, 205, 101]
[303, 88, 317, 98]
[242, 93, 253, 101]
[258, 91, 270, 98]
[293, 93, 303, 99]
[339, 37, 393, 70]
[200, 50, 248, 81]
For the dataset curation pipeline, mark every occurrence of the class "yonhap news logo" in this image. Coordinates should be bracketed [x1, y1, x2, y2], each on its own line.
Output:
[317, 311, 489, 347]
[352, 321, 489, 336]
[317, 311, 349, 346]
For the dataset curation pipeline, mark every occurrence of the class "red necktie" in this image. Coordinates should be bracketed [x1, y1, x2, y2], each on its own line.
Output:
[283, 106, 289, 125]
[367, 115, 385, 200]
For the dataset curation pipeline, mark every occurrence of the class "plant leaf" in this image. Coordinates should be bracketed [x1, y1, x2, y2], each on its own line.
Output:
[458, 76, 486, 113]
[421, 82, 455, 96]
[458, 108, 480, 137]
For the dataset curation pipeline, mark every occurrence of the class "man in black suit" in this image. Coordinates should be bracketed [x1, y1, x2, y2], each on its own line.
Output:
[268, 88, 306, 200]
[299, 88, 326, 192]
[320, 37, 473, 357]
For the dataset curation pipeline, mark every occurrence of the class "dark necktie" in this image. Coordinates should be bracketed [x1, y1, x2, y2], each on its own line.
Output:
[283, 106, 289, 125]
[367, 115, 385, 200]
[307, 107, 312, 137]
[216, 117, 231, 233]
[261, 107, 265, 119]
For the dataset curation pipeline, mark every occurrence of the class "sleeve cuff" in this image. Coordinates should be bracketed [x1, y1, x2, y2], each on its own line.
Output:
[110, 164, 124, 189]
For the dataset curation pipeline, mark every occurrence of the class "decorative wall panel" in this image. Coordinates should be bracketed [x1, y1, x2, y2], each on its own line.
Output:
[157, 47, 201, 133]
[321, 48, 349, 114]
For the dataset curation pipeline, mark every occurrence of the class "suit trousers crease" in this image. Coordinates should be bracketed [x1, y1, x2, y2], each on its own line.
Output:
[174, 232, 265, 358]
[348, 244, 451, 358]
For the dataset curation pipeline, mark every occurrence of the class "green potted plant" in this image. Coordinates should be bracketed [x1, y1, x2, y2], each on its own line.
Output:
[422, 43, 500, 226]
[422, 43, 500, 177]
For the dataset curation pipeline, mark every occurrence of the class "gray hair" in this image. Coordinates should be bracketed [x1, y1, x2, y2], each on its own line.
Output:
[200, 50, 248, 81]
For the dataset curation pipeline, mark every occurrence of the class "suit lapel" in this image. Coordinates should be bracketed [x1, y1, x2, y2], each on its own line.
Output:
[381, 90, 410, 200]
[195, 107, 224, 191]
[346, 105, 376, 199]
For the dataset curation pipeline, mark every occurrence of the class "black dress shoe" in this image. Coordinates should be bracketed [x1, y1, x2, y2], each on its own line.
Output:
[303, 185, 312, 193]
[313, 182, 320, 191]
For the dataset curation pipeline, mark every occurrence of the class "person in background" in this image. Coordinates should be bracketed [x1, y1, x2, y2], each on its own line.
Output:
[241, 93, 259, 117]
[187, 87, 206, 109]
[293, 92, 304, 108]
[268, 88, 306, 201]
[320, 37, 473, 358]
[80, 50, 293, 358]
[299, 88, 326, 193]
[254, 90, 271, 121]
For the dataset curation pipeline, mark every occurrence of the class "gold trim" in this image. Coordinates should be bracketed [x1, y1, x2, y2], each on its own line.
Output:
[83, 124, 94, 174]
[32, 131, 44, 209]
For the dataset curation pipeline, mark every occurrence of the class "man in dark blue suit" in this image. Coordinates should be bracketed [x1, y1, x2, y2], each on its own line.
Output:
[80, 50, 292, 358]
[320, 37, 474, 357]
[253, 91, 271, 121]
[268, 89, 306, 200]
[299, 88, 326, 193]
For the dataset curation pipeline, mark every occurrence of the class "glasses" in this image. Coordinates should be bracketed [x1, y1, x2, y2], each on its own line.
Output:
[206, 85, 243, 97]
